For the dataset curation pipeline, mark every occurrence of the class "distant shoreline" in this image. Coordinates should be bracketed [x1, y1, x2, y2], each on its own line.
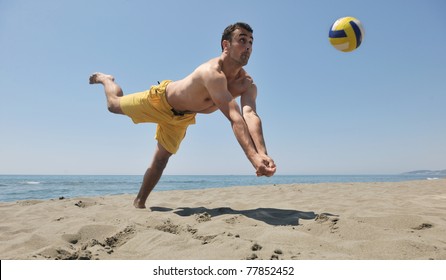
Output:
[401, 169, 446, 176]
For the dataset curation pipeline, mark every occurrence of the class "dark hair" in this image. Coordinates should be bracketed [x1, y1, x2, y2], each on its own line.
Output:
[221, 22, 253, 51]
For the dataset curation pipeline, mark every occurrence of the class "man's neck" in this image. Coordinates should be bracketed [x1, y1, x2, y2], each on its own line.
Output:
[219, 53, 243, 81]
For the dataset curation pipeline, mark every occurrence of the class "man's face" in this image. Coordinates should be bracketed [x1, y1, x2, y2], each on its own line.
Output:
[227, 28, 253, 66]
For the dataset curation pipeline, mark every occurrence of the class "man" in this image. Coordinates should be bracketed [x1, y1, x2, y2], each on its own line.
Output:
[90, 22, 276, 208]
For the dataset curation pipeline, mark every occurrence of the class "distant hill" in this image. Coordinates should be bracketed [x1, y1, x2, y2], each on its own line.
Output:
[402, 170, 446, 175]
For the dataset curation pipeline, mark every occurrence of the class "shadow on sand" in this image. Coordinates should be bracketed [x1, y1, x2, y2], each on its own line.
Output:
[150, 206, 332, 226]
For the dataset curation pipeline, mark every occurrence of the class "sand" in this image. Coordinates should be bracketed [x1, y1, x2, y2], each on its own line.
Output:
[0, 179, 445, 260]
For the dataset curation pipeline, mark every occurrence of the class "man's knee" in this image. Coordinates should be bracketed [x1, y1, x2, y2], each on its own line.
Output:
[152, 156, 170, 170]
[153, 148, 172, 169]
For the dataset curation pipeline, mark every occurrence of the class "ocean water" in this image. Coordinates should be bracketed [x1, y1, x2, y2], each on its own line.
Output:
[0, 174, 439, 202]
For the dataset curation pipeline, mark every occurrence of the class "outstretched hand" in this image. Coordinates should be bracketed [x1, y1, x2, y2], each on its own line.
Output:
[255, 154, 276, 177]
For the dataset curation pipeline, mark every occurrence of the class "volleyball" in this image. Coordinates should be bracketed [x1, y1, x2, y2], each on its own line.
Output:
[328, 16, 364, 52]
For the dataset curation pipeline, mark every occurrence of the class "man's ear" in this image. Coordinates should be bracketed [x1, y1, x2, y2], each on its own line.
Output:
[222, 40, 230, 52]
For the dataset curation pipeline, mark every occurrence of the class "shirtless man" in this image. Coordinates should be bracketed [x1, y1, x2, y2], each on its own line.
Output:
[89, 22, 276, 208]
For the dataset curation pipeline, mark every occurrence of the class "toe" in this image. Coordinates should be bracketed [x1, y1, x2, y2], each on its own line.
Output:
[89, 73, 98, 84]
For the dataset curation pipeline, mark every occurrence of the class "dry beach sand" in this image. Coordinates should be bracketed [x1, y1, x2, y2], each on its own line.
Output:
[1, 179, 445, 260]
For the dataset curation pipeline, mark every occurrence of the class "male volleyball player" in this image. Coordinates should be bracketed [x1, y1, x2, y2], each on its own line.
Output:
[90, 22, 276, 208]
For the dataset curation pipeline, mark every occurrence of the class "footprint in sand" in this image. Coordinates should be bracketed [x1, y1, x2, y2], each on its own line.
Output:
[74, 201, 85, 208]
[315, 213, 340, 233]
[274, 249, 283, 254]
[246, 253, 258, 260]
[74, 199, 97, 208]
[155, 219, 182, 234]
[251, 243, 263, 251]
[195, 212, 211, 223]
[412, 223, 433, 230]
[78, 250, 92, 260]
[61, 233, 81, 244]
[224, 216, 238, 224]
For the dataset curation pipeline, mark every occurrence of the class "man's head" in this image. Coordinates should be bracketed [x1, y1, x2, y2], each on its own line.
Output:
[221, 22, 254, 65]
[221, 22, 253, 51]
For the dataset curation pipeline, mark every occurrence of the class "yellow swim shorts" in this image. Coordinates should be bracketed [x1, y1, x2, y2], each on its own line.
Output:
[120, 80, 196, 154]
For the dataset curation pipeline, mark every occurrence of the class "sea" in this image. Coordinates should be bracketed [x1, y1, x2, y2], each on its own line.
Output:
[0, 174, 441, 202]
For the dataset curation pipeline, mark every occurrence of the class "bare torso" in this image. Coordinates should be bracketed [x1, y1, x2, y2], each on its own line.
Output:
[165, 57, 253, 114]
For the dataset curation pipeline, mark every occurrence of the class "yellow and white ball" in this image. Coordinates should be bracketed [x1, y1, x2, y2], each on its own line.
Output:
[329, 16, 364, 52]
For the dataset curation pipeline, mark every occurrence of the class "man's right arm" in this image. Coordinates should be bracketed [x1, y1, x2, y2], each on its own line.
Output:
[203, 70, 271, 176]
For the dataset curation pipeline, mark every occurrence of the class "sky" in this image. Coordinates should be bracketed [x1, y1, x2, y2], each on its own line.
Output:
[1, 0, 445, 176]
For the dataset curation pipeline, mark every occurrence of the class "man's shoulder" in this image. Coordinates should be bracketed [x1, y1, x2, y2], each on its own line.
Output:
[196, 57, 225, 81]
[198, 57, 223, 72]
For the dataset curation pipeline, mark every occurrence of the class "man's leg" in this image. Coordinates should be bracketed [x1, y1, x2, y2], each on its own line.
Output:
[89, 72, 124, 114]
[134, 143, 172, 209]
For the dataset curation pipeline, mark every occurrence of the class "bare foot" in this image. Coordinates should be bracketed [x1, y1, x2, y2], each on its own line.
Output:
[133, 198, 146, 209]
[89, 72, 115, 84]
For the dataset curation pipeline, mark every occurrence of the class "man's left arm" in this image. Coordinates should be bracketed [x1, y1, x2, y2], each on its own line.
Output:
[241, 84, 276, 174]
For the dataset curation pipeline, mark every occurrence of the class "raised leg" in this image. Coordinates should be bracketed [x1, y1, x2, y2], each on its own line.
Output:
[133, 143, 173, 209]
[89, 72, 124, 114]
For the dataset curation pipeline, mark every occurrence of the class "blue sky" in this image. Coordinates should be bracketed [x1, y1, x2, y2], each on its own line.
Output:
[1, 0, 445, 175]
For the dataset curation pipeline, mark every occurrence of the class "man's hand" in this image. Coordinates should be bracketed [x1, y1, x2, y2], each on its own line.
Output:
[253, 154, 276, 177]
